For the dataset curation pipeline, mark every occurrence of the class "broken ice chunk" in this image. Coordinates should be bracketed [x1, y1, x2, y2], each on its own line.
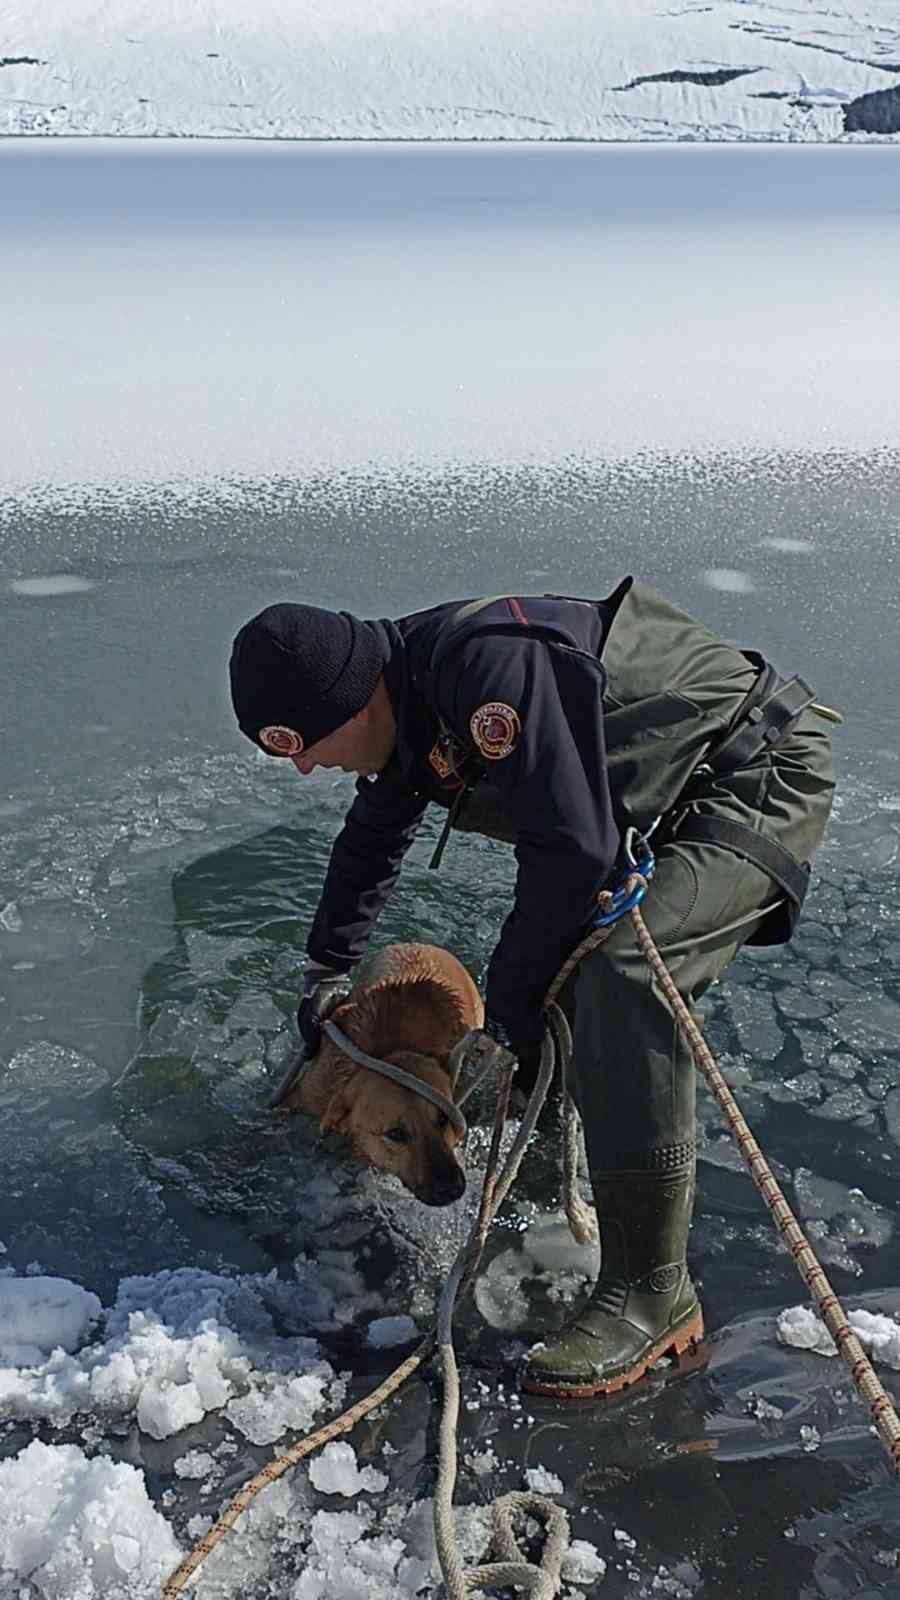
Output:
[524, 1465, 564, 1496]
[308, 1441, 388, 1497]
[777, 1305, 900, 1369]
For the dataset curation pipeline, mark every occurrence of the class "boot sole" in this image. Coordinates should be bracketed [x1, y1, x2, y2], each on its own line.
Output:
[520, 1305, 706, 1400]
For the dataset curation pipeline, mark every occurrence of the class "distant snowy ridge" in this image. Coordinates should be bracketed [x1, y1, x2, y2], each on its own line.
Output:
[2, 0, 899, 142]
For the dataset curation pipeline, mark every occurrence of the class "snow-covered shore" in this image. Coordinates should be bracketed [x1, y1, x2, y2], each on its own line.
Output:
[2, 0, 899, 143]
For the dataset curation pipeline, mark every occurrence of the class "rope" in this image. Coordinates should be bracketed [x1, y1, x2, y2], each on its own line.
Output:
[162, 881, 900, 1594]
[628, 902, 900, 1476]
[433, 1019, 571, 1597]
[321, 1018, 467, 1136]
[546, 876, 900, 1473]
[161, 1029, 568, 1599]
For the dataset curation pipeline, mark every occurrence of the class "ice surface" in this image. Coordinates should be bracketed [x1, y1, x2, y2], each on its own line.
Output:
[777, 1305, 900, 1369]
[521, 1217, 601, 1278]
[0, 1439, 181, 1600]
[721, 987, 785, 1058]
[5, 146, 900, 501]
[0, 1276, 101, 1365]
[366, 1315, 418, 1348]
[828, 996, 900, 1057]
[473, 1247, 533, 1333]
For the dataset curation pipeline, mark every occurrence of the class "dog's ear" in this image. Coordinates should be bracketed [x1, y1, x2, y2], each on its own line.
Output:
[319, 1078, 353, 1137]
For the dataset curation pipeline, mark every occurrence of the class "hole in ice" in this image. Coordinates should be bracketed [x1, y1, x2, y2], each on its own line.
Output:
[759, 537, 815, 553]
[8, 575, 96, 596]
[700, 568, 757, 594]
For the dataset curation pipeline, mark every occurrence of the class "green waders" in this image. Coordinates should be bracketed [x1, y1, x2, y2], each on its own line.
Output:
[520, 703, 835, 1396]
[515, 582, 839, 1395]
[433, 580, 836, 1398]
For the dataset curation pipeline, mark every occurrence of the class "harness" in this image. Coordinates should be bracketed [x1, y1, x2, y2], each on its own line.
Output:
[418, 595, 837, 932]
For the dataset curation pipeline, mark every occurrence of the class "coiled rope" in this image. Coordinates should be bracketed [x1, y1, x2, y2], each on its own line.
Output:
[162, 895, 900, 1596]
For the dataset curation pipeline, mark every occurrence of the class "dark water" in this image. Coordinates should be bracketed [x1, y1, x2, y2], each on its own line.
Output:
[1, 142, 899, 1597]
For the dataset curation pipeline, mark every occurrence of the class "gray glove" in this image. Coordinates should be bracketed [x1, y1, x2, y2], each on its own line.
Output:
[297, 964, 352, 1055]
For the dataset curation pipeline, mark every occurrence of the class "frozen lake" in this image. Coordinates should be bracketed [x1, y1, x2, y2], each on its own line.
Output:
[1, 141, 900, 1598]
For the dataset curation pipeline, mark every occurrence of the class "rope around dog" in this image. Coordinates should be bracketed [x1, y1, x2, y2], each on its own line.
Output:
[161, 1026, 568, 1597]
[162, 897, 900, 1594]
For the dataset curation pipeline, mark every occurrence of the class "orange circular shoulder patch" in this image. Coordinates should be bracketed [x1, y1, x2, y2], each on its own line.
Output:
[259, 725, 304, 757]
[470, 702, 521, 761]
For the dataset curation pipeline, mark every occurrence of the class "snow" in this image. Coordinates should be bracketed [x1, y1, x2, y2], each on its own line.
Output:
[2, 0, 899, 143]
[0, 1440, 182, 1600]
[777, 1304, 900, 1369]
[0, 1276, 101, 1366]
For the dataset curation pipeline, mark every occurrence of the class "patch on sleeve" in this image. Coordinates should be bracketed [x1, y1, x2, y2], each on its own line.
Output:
[469, 702, 521, 761]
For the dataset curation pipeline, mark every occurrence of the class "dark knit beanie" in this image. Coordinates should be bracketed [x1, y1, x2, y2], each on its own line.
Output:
[229, 603, 387, 755]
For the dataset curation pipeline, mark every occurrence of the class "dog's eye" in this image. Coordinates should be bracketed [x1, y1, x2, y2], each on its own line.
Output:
[383, 1124, 412, 1146]
[435, 1112, 450, 1131]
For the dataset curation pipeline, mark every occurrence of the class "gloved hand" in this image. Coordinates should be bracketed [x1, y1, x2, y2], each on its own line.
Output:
[297, 964, 352, 1055]
[484, 1015, 545, 1098]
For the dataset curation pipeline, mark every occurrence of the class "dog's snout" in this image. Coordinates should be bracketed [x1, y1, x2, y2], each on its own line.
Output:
[423, 1166, 467, 1207]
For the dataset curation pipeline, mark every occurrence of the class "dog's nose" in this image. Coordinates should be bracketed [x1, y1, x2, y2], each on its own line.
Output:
[425, 1168, 466, 1206]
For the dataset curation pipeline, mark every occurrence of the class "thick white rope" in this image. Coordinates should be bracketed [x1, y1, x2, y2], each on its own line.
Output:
[161, 1023, 573, 1598]
[432, 1014, 572, 1598]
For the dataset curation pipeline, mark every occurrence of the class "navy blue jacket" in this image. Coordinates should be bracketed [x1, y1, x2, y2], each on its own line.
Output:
[306, 593, 621, 1043]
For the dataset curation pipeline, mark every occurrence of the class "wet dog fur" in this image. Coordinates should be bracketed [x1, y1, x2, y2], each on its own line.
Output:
[283, 942, 483, 1206]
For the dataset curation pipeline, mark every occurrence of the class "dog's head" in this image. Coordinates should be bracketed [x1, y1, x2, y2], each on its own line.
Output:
[318, 1049, 466, 1207]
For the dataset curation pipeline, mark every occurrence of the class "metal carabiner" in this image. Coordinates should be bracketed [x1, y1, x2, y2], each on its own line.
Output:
[591, 821, 659, 929]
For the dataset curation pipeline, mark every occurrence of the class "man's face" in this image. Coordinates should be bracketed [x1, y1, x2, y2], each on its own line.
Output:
[289, 687, 396, 779]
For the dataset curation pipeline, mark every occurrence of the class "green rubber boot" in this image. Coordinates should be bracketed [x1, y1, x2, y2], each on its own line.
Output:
[521, 1158, 705, 1399]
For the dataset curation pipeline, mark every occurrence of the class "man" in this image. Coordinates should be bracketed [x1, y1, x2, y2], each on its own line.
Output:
[229, 580, 835, 1398]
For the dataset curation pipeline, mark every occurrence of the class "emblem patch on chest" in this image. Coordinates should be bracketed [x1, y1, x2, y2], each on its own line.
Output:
[469, 702, 521, 761]
[428, 740, 457, 781]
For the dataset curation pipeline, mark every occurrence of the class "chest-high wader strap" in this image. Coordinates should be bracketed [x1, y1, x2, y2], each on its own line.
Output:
[670, 815, 811, 911]
[667, 653, 827, 938]
[697, 652, 817, 778]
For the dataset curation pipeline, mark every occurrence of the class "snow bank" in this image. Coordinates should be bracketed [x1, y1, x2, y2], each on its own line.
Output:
[2, 0, 899, 143]
[777, 1304, 900, 1369]
[0, 1440, 182, 1600]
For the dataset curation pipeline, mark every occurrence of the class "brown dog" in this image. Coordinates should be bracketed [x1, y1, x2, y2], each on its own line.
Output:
[284, 942, 483, 1206]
